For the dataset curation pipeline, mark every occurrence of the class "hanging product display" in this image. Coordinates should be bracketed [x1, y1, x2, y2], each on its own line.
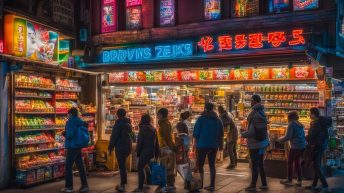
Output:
[204, 0, 221, 20]
[232, 0, 259, 17]
[160, 0, 175, 26]
[293, 0, 319, 11]
[101, 0, 117, 33]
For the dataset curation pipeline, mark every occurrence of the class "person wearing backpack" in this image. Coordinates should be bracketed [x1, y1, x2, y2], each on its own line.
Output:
[278, 111, 306, 186]
[218, 105, 238, 169]
[241, 95, 269, 192]
[193, 102, 224, 192]
[61, 107, 89, 193]
[132, 114, 160, 193]
[305, 108, 330, 193]
[108, 108, 133, 192]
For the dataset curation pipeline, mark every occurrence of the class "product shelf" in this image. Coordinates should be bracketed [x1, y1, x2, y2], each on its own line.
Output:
[15, 112, 56, 115]
[17, 161, 65, 172]
[15, 148, 63, 155]
[15, 96, 53, 99]
[245, 91, 319, 94]
[16, 141, 55, 146]
[15, 86, 55, 91]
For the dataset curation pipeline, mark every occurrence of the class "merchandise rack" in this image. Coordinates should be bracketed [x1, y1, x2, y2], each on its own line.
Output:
[11, 73, 96, 186]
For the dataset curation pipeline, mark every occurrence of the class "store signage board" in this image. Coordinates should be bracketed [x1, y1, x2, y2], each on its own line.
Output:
[4, 14, 59, 63]
[102, 0, 117, 33]
[204, 0, 221, 20]
[293, 0, 319, 11]
[197, 29, 306, 53]
[126, 0, 142, 7]
[101, 42, 193, 63]
[160, 0, 175, 26]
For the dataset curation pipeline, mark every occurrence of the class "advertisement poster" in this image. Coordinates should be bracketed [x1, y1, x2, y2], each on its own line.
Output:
[126, 0, 142, 7]
[126, 6, 142, 30]
[204, 0, 221, 20]
[160, 0, 175, 26]
[232, 0, 259, 17]
[59, 40, 70, 66]
[269, 0, 289, 13]
[293, 0, 318, 11]
[26, 21, 58, 62]
[13, 18, 27, 57]
[101, 0, 117, 33]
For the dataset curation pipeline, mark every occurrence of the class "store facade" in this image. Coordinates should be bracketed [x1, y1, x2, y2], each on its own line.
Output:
[84, 1, 338, 178]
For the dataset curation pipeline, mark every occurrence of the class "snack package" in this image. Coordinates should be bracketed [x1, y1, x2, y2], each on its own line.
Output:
[271, 68, 289, 79]
[198, 70, 214, 81]
[214, 69, 230, 80]
[252, 68, 270, 80]
[163, 70, 179, 81]
[109, 72, 127, 82]
[180, 71, 198, 81]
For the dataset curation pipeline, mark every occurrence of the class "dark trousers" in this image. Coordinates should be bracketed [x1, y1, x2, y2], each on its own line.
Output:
[249, 149, 267, 187]
[287, 149, 304, 181]
[116, 150, 129, 185]
[312, 150, 328, 188]
[228, 141, 237, 166]
[137, 156, 151, 189]
[197, 148, 218, 187]
[65, 148, 88, 189]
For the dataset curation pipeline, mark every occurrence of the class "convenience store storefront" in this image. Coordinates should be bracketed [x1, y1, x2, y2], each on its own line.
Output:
[1, 14, 99, 187]
[86, 27, 332, 178]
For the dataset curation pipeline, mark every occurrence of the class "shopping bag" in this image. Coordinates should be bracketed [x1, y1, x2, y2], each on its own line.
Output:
[177, 163, 190, 180]
[149, 161, 167, 187]
[184, 172, 202, 192]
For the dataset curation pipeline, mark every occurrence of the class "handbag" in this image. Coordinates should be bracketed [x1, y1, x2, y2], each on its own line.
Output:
[149, 161, 167, 187]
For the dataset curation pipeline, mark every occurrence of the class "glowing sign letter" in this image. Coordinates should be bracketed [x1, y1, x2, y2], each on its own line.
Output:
[218, 35, 233, 51]
[234, 34, 247, 49]
[198, 36, 214, 52]
[268, 32, 286, 47]
[248, 33, 263, 49]
[289, 29, 306, 46]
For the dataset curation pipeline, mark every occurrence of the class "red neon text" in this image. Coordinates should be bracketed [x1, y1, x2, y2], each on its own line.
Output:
[218, 35, 233, 51]
[234, 34, 247, 49]
[248, 33, 263, 49]
[198, 36, 215, 52]
[289, 29, 306, 46]
[268, 32, 286, 47]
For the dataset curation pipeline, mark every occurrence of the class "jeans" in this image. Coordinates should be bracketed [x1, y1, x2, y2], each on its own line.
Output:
[65, 148, 88, 189]
[312, 150, 328, 188]
[287, 149, 304, 181]
[227, 141, 237, 166]
[137, 156, 151, 189]
[160, 148, 176, 187]
[116, 150, 129, 185]
[249, 149, 267, 187]
[197, 148, 218, 187]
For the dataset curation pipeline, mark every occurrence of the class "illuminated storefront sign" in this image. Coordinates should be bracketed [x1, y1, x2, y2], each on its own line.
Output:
[101, 42, 193, 63]
[197, 29, 306, 53]
[101, 0, 117, 33]
[126, 0, 142, 7]
[160, 0, 175, 26]
[4, 14, 59, 63]
[293, 0, 318, 11]
[232, 0, 259, 17]
[204, 0, 221, 20]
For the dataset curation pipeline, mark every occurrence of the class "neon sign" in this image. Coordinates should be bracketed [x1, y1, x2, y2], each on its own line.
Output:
[293, 0, 318, 11]
[101, 42, 193, 63]
[0, 40, 3, 53]
[197, 29, 306, 53]
[126, 0, 142, 7]
[101, 0, 117, 33]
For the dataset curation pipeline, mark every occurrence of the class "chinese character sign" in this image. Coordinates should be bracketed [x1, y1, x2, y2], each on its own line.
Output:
[232, 0, 259, 17]
[4, 14, 59, 63]
[101, 0, 117, 33]
[160, 0, 175, 26]
[126, 0, 142, 7]
[126, 6, 142, 30]
[293, 0, 318, 11]
[197, 29, 306, 53]
[204, 0, 221, 20]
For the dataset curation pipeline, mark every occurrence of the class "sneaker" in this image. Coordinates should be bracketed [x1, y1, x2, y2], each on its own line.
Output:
[245, 186, 257, 191]
[296, 181, 302, 187]
[116, 185, 126, 192]
[61, 188, 74, 193]
[161, 186, 175, 192]
[319, 187, 331, 193]
[259, 185, 269, 190]
[79, 186, 89, 193]
[131, 188, 143, 193]
[204, 186, 215, 191]
[226, 165, 236, 170]
[280, 179, 292, 185]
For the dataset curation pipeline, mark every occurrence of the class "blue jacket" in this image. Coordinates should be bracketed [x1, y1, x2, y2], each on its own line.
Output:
[65, 116, 88, 149]
[279, 121, 306, 149]
[193, 111, 224, 149]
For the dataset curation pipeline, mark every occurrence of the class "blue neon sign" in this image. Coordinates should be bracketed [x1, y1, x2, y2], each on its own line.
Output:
[100, 42, 193, 63]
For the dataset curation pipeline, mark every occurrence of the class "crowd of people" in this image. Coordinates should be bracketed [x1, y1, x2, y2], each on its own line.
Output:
[60, 94, 331, 193]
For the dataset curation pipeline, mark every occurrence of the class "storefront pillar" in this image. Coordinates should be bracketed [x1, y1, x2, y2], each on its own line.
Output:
[0, 62, 10, 189]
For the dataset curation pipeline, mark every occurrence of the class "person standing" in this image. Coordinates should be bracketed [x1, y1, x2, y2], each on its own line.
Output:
[278, 111, 306, 186]
[193, 102, 224, 192]
[61, 108, 89, 193]
[182, 111, 193, 134]
[176, 112, 189, 136]
[157, 108, 176, 193]
[241, 95, 269, 191]
[305, 107, 330, 193]
[132, 114, 160, 193]
[218, 105, 238, 169]
[108, 108, 133, 192]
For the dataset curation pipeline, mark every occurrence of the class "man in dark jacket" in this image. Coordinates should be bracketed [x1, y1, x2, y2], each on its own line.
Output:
[61, 108, 89, 193]
[108, 108, 133, 192]
[218, 105, 238, 169]
[193, 102, 224, 191]
[305, 108, 330, 193]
